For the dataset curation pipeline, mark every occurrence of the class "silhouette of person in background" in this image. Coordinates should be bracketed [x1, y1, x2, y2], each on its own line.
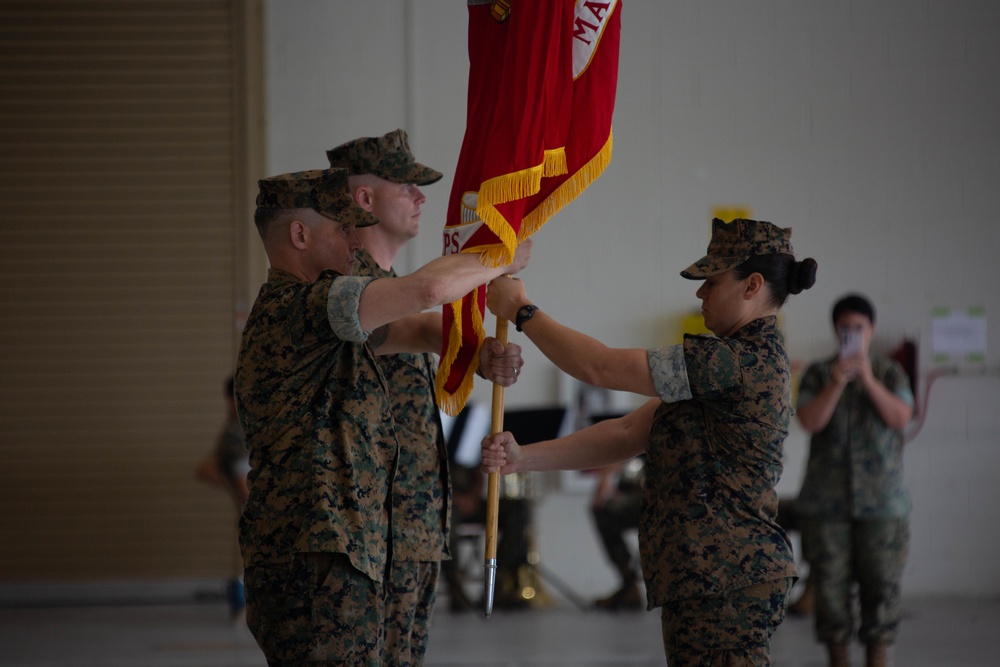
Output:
[590, 457, 644, 610]
[195, 375, 249, 618]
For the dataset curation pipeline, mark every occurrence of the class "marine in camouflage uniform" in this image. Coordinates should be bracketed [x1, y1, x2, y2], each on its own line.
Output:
[481, 218, 817, 666]
[237, 167, 529, 665]
[796, 294, 913, 666]
[356, 248, 450, 666]
[648, 220, 805, 665]
[236, 168, 390, 665]
[645, 315, 796, 664]
[328, 130, 450, 666]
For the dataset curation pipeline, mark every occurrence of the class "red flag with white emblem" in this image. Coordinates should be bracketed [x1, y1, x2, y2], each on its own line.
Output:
[438, 0, 621, 415]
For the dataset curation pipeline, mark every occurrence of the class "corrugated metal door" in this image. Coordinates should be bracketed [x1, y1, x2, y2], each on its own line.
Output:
[0, 0, 261, 581]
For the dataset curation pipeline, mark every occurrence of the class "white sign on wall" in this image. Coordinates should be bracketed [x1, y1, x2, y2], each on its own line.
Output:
[930, 306, 987, 363]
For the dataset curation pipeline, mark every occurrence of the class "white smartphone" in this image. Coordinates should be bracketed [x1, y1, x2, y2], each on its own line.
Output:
[838, 327, 863, 358]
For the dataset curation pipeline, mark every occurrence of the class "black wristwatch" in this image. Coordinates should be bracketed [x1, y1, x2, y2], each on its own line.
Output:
[515, 304, 539, 332]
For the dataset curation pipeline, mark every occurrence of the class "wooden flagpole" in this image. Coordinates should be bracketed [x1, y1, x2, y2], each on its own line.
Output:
[483, 315, 508, 618]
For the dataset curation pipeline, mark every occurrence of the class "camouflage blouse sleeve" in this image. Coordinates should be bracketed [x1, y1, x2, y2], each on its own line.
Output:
[881, 358, 915, 406]
[682, 334, 745, 400]
[326, 275, 377, 342]
[647, 344, 693, 403]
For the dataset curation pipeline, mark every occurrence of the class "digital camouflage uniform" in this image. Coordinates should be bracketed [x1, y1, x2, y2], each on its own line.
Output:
[796, 355, 913, 647]
[326, 129, 448, 665]
[354, 250, 450, 667]
[644, 316, 797, 665]
[236, 267, 396, 665]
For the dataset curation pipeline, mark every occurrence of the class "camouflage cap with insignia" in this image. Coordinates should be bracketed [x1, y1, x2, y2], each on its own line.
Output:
[680, 218, 794, 279]
[255, 168, 380, 227]
[326, 129, 443, 185]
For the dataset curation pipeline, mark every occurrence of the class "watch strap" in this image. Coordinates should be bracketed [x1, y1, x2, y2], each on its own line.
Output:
[515, 304, 539, 332]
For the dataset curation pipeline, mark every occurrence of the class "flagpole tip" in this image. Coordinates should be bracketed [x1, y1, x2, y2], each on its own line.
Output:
[484, 558, 497, 618]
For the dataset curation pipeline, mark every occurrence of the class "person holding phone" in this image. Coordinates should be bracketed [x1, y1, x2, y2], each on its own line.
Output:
[795, 294, 914, 667]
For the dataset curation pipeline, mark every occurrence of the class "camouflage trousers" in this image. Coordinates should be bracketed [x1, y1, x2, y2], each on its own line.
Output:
[800, 518, 909, 645]
[660, 578, 792, 667]
[244, 552, 384, 665]
[383, 560, 440, 667]
[591, 489, 641, 577]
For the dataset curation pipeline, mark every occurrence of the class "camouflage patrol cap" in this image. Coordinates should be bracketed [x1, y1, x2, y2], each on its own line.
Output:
[680, 218, 794, 279]
[256, 168, 380, 227]
[326, 129, 443, 185]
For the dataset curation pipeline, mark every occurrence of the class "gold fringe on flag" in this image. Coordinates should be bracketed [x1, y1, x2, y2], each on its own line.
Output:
[435, 291, 487, 416]
[472, 145, 570, 268]
[435, 132, 612, 415]
[543, 147, 569, 177]
[521, 130, 612, 240]
[475, 163, 543, 267]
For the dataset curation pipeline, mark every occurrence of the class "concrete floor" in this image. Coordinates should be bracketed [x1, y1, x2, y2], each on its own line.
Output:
[1, 590, 998, 666]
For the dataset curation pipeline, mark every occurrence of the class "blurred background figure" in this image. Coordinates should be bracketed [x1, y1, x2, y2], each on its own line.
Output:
[195, 375, 249, 619]
[590, 455, 644, 611]
[441, 461, 485, 612]
[796, 294, 914, 667]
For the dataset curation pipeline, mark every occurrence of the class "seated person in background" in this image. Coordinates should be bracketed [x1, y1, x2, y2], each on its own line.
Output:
[439, 403, 534, 612]
[590, 456, 644, 611]
[440, 465, 535, 611]
[441, 463, 485, 611]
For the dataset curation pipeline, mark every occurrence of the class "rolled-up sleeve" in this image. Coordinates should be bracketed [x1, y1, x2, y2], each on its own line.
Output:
[647, 344, 693, 403]
[795, 364, 824, 410]
[327, 276, 377, 342]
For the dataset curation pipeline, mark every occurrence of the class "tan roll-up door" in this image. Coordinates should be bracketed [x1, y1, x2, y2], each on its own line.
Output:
[0, 0, 263, 581]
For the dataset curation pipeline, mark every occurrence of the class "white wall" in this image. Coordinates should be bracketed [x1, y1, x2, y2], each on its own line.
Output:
[264, 0, 1000, 598]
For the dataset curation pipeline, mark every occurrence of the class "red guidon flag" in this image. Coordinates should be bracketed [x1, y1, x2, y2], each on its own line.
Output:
[437, 0, 621, 415]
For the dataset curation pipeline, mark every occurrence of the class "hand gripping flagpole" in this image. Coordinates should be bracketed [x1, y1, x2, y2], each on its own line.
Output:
[483, 315, 508, 618]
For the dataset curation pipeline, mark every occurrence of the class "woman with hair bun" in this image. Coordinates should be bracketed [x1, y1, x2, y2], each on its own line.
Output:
[482, 218, 817, 666]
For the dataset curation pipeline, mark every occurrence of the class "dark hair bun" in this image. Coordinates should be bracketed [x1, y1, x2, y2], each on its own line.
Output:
[787, 257, 818, 294]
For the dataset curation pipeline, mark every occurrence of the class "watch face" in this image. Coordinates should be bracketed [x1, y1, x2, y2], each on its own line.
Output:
[515, 305, 537, 331]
